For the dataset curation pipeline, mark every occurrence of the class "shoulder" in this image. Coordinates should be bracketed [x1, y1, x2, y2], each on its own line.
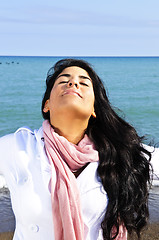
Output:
[15, 126, 35, 139]
[0, 127, 34, 142]
[0, 126, 43, 154]
[142, 143, 159, 164]
[14, 126, 44, 152]
[0, 132, 15, 155]
[15, 126, 43, 142]
[0, 132, 14, 145]
[0, 126, 43, 182]
[0, 127, 35, 159]
[0, 129, 31, 175]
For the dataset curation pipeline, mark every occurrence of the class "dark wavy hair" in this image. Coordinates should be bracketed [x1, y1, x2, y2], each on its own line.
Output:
[41, 58, 152, 239]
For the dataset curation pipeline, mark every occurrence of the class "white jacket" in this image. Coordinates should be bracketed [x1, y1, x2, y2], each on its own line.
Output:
[0, 127, 107, 240]
[0, 127, 159, 240]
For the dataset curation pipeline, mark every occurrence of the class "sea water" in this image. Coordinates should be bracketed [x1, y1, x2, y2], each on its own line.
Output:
[0, 56, 159, 141]
[0, 56, 159, 232]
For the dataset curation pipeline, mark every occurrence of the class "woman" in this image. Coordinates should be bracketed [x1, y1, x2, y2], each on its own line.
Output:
[0, 58, 159, 240]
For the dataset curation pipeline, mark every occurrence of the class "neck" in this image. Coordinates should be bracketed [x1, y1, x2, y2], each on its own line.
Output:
[50, 116, 89, 145]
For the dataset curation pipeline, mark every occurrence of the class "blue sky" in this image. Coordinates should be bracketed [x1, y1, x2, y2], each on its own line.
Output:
[1, 0, 159, 56]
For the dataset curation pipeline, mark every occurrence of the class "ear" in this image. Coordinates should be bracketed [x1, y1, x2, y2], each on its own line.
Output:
[43, 100, 50, 113]
[91, 111, 96, 118]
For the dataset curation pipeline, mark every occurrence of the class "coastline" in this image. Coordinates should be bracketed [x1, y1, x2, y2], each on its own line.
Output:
[0, 223, 159, 240]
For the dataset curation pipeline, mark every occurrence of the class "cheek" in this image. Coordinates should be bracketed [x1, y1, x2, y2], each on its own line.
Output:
[49, 87, 59, 102]
[85, 91, 95, 110]
[88, 90, 95, 104]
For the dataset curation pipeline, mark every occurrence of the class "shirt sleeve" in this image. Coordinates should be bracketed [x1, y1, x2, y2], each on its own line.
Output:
[151, 146, 159, 184]
[143, 144, 159, 185]
[0, 133, 14, 175]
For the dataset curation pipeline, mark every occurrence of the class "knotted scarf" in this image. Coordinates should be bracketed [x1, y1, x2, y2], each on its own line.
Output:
[42, 120, 127, 240]
[42, 120, 99, 240]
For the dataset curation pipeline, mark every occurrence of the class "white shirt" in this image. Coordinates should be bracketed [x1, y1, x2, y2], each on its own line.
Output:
[0, 127, 107, 240]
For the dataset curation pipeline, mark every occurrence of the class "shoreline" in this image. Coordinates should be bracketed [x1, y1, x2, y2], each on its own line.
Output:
[0, 223, 159, 240]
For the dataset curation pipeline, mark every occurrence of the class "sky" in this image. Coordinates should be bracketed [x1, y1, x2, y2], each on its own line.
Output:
[0, 0, 159, 56]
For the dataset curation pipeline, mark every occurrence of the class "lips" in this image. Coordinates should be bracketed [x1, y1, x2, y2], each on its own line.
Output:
[63, 90, 82, 98]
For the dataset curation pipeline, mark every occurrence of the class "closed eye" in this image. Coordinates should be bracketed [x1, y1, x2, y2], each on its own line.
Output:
[59, 81, 68, 84]
[80, 82, 89, 86]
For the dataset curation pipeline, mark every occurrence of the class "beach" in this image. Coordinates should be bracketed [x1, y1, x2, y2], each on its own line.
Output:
[0, 223, 159, 240]
[140, 223, 159, 240]
[0, 232, 13, 240]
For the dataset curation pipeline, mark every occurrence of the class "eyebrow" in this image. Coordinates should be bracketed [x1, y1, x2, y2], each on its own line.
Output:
[79, 75, 91, 81]
[56, 73, 91, 81]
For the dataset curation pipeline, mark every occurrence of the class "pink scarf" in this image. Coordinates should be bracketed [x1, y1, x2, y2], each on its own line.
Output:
[42, 120, 99, 240]
[42, 120, 127, 240]
[112, 224, 127, 240]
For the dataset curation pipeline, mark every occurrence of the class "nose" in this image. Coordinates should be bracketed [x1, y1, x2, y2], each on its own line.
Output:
[67, 78, 79, 88]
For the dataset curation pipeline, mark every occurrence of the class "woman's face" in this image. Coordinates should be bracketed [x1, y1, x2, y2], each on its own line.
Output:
[44, 66, 96, 122]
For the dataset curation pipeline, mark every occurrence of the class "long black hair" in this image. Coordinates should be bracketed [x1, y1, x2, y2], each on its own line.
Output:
[41, 58, 152, 239]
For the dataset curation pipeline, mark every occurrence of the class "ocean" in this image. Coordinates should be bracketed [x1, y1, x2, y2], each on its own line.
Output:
[0, 56, 159, 232]
[0, 56, 159, 141]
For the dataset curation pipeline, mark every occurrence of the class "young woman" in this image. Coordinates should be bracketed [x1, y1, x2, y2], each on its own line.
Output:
[0, 58, 159, 240]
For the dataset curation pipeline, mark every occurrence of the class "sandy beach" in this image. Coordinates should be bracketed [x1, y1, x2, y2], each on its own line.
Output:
[136, 223, 159, 240]
[0, 223, 159, 240]
[0, 232, 13, 240]
[140, 223, 159, 240]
